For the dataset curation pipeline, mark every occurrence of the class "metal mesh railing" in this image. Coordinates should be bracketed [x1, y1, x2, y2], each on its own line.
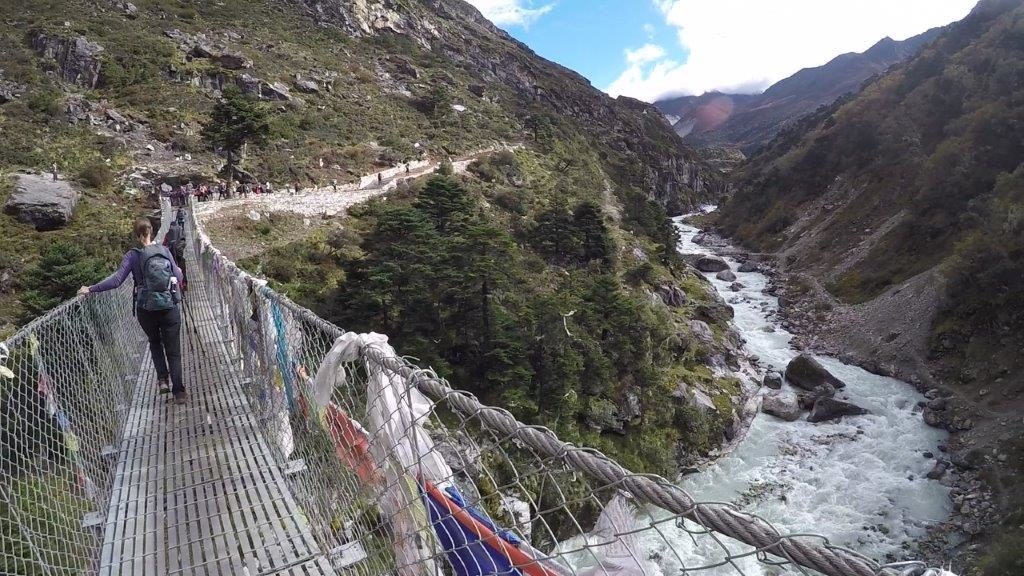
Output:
[182, 198, 947, 576]
[0, 210, 169, 575]
[0, 195, 948, 576]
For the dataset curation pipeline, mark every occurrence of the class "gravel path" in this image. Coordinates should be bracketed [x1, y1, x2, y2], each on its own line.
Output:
[194, 150, 496, 220]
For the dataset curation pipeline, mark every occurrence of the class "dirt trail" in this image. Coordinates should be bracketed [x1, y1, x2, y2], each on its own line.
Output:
[194, 148, 506, 221]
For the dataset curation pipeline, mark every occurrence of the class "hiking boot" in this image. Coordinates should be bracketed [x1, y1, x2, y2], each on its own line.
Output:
[157, 378, 170, 394]
[173, 391, 188, 405]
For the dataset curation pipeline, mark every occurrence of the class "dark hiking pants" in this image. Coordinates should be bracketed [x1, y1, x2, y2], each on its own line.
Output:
[137, 306, 184, 394]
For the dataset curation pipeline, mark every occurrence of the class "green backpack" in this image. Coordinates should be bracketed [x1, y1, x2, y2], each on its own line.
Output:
[133, 245, 178, 312]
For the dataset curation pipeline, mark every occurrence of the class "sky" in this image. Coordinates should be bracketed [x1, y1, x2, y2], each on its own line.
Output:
[464, 0, 979, 102]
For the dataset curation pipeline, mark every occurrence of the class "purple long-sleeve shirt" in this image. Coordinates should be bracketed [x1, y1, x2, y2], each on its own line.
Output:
[90, 247, 184, 293]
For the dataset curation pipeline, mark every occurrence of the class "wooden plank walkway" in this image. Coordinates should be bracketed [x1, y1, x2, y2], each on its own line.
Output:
[97, 228, 331, 575]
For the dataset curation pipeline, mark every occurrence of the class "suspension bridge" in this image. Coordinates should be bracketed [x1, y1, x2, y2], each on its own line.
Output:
[0, 198, 949, 576]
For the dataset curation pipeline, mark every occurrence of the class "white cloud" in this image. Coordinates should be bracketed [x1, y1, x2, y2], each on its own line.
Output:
[466, 0, 553, 27]
[607, 0, 978, 102]
[626, 43, 667, 65]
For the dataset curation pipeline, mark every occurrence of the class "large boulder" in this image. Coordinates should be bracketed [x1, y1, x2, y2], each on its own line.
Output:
[738, 261, 759, 273]
[30, 32, 104, 89]
[785, 354, 846, 391]
[716, 269, 737, 282]
[807, 397, 869, 423]
[762, 390, 801, 421]
[695, 255, 729, 273]
[4, 174, 81, 231]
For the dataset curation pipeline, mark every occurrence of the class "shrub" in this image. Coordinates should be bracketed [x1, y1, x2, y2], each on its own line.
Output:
[77, 162, 114, 190]
[26, 90, 62, 117]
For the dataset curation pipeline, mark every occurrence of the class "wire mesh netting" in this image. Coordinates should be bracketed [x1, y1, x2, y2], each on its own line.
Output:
[0, 197, 946, 576]
[0, 211, 169, 575]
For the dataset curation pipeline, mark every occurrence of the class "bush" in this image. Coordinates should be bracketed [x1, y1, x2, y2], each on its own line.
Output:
[26, 90, 62, 117]
[77, 162, 114, 190]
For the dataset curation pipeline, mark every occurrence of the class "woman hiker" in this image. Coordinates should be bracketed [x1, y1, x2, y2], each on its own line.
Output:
[78, 218, 188, 404]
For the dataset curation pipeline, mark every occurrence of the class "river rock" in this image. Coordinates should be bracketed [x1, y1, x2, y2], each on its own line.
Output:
[688, 320, 714, 345]
[762, 390, 801, 421]
[926, 397, 948, 411]
[695, 255, 729, 273]
[656, 284, 687, 307]
[925, 461, 948, 480]
[30, 32, 104, 89]
[763, 371, 783, 389]
[738, 261, 759, 273]
[716, 269, 736, 282]
[807, 397, 869, 423]
[784, 354, 846, 391]
[798, 383, 836, 409]
[4, 174, 81, 231]
[729, 282, 744, 292]
[922, 407, 944, 428]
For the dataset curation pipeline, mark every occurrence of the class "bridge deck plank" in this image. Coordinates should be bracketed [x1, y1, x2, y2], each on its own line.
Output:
[98, 227, 330, 576]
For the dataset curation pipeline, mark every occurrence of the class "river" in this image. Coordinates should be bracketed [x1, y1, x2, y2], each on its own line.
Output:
[622, 214, 952, 575]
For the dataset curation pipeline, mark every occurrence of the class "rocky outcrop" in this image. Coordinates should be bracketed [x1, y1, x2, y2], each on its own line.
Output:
[294, 78, 320, 93]
[237, 74, 291, 101]
[785, 354, 846, 391]
[656, 284, 687, 307]
[107, 0, 138, 18]
[688, 320, 714, 345]
[807, 397, 869, 423]
[762, 390, 801, 421]
[29, 32, 104, 89]
[4, 174, 81, 231]
[695, 255, 729, 273]
[738, 261, 759, 273]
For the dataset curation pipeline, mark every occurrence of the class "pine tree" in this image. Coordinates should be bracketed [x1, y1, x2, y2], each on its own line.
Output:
[201, 86, 270, 188]
[573, 201, 613, 267]
[413, 176, 474, 233]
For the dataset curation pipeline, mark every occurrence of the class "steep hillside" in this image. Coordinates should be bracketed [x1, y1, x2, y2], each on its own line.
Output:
[716, 0, 1024, 565]
[655, 27, 942, 154]
[0, 0, 741, 477]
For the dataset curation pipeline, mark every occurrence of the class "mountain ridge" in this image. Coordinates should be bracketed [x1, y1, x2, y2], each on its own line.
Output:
[655, 26, 944, 153]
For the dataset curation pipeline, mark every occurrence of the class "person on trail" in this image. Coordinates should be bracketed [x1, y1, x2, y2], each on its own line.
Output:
[78, 218, 188, 404]
[377, 172, 383, 185]
[164, 210, 189, 291]
[265, 181, 273, 195]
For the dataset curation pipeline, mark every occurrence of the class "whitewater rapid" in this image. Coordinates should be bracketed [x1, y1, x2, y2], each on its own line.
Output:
[628, 216, 952, 575]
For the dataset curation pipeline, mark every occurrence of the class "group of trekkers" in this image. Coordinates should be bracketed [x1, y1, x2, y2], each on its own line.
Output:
[171, 180, 277, 203]
[79, 209, 191, 405]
